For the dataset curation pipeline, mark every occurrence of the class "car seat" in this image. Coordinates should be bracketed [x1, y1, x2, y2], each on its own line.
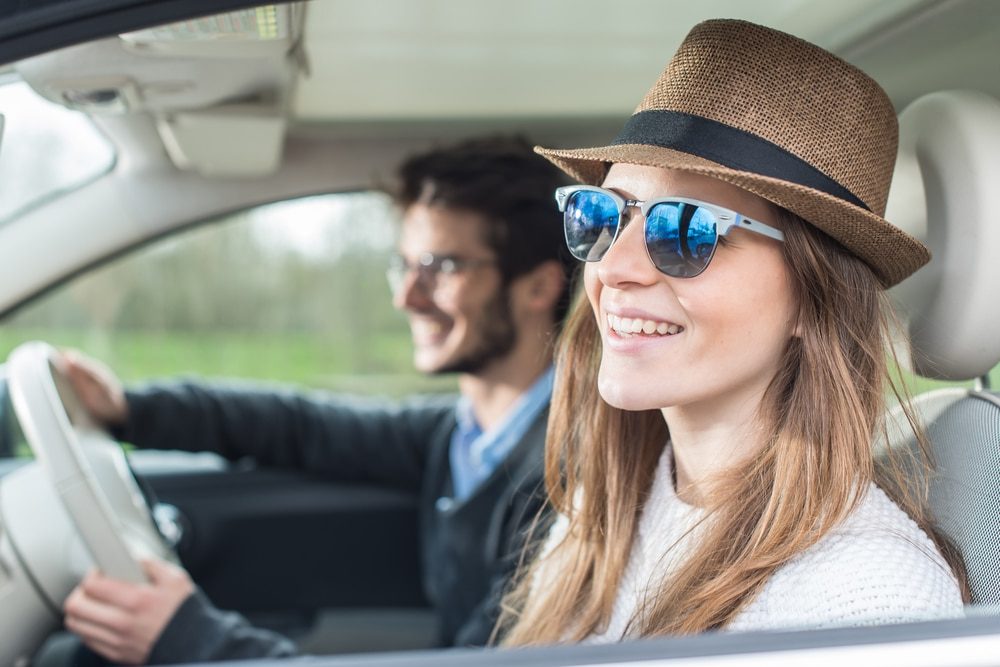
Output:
[886, 89, 1000, 606]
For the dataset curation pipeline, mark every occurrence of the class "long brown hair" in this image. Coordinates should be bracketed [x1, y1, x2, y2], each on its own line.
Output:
[498, 209, 968, 645]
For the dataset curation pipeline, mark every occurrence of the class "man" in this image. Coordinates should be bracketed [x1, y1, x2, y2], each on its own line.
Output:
[62, 136, 573, 664]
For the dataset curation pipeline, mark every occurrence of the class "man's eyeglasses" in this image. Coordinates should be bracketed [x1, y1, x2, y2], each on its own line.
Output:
[556, 185, 785, 278]
[386, 252, 496, 295]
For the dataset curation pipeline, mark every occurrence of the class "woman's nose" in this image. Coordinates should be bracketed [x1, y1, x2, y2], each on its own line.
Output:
[595, 212, 662, 288]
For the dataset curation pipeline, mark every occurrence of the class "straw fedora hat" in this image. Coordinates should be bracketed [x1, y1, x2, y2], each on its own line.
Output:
[536, 19, 928, 287]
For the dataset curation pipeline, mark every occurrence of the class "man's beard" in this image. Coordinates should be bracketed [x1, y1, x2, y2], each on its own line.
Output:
[434, 287, 517, 375]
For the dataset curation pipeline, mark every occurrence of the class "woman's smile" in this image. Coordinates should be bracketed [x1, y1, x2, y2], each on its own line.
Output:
[602, 307, 685, 354]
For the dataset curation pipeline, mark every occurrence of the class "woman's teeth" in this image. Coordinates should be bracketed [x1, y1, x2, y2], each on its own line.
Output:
[607, 314, 683, 336]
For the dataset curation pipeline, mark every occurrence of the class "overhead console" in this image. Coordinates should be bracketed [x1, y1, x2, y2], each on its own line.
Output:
[14, 3, 306, 177]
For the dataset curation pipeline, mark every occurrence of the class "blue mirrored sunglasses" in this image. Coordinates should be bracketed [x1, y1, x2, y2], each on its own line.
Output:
[555, 185, 785, 278]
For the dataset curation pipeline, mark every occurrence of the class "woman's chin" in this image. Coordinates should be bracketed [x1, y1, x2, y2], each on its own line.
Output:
[597, 372, 665, 412]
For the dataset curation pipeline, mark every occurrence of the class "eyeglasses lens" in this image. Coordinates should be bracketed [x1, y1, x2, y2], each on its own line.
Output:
[564, 191, 620, 262]
[645, 202, 718, 278]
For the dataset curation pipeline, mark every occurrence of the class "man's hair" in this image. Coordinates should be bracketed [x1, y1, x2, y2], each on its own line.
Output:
[395, 135, 576, 324]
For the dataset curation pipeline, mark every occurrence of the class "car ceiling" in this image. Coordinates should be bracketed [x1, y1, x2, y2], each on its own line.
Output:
[6, 0, 1000, 124]
[6, 0, 998, 177]
[292, 0, 989, 121]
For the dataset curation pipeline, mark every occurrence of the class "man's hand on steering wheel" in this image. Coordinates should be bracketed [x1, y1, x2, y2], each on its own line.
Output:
[59, 349, 129, 429]
[64, 558, 195, 666]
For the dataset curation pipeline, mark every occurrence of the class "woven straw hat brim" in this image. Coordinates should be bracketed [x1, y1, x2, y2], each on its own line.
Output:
[536, 143, 929, 287]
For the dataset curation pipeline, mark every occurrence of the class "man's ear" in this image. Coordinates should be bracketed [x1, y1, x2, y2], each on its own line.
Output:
[518, 260, 565, 314]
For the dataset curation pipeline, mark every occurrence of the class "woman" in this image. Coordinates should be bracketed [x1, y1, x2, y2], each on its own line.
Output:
[498, 19, 967, 644]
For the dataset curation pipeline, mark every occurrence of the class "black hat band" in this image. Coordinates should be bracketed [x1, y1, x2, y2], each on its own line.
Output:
[612, 110, 870, 212]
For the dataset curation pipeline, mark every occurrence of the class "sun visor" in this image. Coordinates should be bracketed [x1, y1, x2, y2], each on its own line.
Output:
[156, 106, 286, 177]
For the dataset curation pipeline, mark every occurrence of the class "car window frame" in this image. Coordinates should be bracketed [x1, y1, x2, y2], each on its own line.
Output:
[153, 614, 1000, 666]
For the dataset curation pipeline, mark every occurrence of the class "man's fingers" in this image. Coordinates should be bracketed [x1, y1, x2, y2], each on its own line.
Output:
[77, 570, 144, 610]
[65, 587, 150, 665]
[60, 350, 100, 390]
[64, 561, 193, 666]
[65, 586, 135, 634]
[72, 627, 140, 667]
[64, 613, 129, 652]
[64, 607, 144, 664]
[141, 557, 182, 584]
[56, 348, 128, 425]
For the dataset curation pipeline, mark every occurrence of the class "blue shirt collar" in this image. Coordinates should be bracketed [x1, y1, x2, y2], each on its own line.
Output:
[448, 365, 554, 501]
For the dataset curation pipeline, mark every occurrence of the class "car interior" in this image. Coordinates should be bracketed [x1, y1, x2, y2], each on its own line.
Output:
[1, 2, 1000, 667]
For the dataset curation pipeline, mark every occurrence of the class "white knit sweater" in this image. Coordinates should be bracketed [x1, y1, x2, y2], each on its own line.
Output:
[543, 446, 964, 642]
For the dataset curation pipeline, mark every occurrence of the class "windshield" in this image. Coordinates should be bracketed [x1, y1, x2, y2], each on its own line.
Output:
[0, 78, 115, 224]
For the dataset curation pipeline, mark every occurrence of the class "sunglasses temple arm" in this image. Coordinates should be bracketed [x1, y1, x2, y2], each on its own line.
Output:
[737, 216, 786, 242]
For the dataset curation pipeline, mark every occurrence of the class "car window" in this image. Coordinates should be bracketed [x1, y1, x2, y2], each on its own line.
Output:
[0, 192, 455, 458]
[0, 77, 115, 224]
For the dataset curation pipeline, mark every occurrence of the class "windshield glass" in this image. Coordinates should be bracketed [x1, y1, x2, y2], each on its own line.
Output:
[0, 78, 115, 224]
[0, 191, 455, 410]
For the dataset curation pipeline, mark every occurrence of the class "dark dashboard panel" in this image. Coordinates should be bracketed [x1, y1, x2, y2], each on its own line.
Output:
[144, 466, 429, 613]
[141, 462, 437, 652]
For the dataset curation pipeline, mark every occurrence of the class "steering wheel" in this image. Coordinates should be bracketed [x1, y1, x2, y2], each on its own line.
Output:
[5, 341, 175, 582]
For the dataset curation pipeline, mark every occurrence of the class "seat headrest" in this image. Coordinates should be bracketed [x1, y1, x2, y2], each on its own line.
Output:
[888, 90, 1000, 381]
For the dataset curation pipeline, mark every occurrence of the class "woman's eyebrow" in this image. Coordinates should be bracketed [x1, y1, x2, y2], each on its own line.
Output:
[604, 186, 637, 200]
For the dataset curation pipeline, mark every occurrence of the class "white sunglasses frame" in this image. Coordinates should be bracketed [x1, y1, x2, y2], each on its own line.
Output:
[555, 184, 785, 277]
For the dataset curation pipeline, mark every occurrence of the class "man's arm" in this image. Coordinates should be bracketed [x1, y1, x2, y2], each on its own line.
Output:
[149, 589, 297, 663]
[61, 349, 456, 490]
[119, 382, 456, 491]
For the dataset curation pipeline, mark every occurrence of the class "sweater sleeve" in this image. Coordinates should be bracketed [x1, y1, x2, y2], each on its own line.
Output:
[147, 589, 297, 664]
[116, 381, 456, 492]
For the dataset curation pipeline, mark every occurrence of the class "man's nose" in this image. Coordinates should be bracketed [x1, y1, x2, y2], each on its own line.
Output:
[393, 269, 433, 311]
